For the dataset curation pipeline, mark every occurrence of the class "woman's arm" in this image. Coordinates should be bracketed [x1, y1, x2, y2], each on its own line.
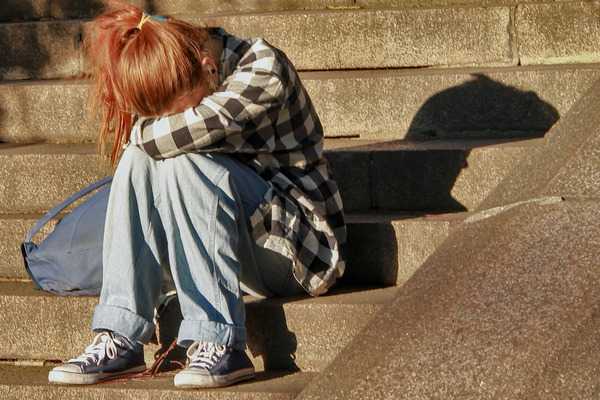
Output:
[130, 39, 286, 160]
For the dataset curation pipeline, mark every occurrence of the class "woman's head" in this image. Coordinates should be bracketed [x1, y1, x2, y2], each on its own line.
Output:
[84, 1, 216, 163]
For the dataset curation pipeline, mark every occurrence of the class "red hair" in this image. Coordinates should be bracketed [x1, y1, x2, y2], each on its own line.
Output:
[83, 1, 211, 164]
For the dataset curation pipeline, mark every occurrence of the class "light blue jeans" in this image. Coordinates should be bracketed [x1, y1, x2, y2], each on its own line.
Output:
[92, 146, 305, 351]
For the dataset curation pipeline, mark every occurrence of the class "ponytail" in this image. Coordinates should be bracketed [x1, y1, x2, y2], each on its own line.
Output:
[83, 1, 211, 165]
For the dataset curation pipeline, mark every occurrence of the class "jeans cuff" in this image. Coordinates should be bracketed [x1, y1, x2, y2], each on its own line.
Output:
[178, 319, 247, 351]
[92, 304, 156, 344]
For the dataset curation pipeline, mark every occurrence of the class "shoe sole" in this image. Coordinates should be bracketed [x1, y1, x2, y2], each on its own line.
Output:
[48, 364, 147, 385]
[174, 367, 256, 388]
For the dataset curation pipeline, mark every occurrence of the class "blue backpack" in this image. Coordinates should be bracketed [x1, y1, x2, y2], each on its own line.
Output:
[21, 177, 112, 296]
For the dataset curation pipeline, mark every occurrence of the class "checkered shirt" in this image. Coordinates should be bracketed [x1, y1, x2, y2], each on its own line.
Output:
[130, 29, 346, 296]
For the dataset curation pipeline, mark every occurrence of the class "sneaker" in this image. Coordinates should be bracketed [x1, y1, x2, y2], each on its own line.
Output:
[174, 341, 256, 388]
[48, 331, 146, 385]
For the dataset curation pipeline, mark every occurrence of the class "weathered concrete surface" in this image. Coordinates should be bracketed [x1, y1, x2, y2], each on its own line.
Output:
[3, 3, 600, 81]
[0, 282, 395, 373]
[5, 66, 598, 143]
[479, 79, 600, 210]
[0, 214, 54, 278]
[299, 200, 600, 399]
[306, 66, 599, 141]
[517, 2, 600, 66]
[0, 139, 533, 214]
[1, 0, 584, 23]
[0, 365, 315, 400]
[0, 143, 110, 214]
[358, 0, 556, 7]
[297, 80, 600, 398]
[0, 20, 82, 81]
[0, 0, 353, 21]
[367, 140, 534, 212]
[200, 7, 513, 70]
[344, 213, 463, 287]
[327, 138, 537, 213]
[0, 211, 460, 286]
[0, 7, 514, 81]
[0, 80, 93, 143]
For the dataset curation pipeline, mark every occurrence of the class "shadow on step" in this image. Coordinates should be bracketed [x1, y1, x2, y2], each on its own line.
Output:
[0, 0, 105, 22]
[402, 74, 560, 212]
[152, 292, 303, 373]
[0, 1, 48, 79]
[0, 0, 103, 80]
[329, 74, 560, 214]
[343, 222, 399, 286]
[406, 74, 560, 141]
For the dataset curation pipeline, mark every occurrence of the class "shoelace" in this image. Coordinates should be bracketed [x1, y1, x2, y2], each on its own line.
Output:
[187, 341, 227, 370]
[68, 332, 122, 366]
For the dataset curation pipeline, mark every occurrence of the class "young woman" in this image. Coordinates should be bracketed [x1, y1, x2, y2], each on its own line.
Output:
[48, 1, 346, 389]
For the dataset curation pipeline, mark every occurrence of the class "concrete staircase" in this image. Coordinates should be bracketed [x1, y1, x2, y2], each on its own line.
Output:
[1, 1, 599, 398]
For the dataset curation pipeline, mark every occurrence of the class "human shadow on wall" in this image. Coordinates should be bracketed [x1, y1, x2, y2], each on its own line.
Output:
[406, 74, 560, 141]
[333, 74, 560, 214]
[333, 74, 560, 286]
[396, 74, 560, 213]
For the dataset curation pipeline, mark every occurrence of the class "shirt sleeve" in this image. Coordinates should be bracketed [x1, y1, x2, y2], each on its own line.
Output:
[130, 40, 286, 160]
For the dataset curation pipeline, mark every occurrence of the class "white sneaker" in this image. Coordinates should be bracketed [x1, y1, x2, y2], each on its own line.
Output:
[174, 341, 255, 388]
[48, 332, 146, 385]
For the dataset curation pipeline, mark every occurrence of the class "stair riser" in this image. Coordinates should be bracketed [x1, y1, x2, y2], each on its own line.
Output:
[2, 0, 593, 23]
[0, 148, 110, 214]
[2, 67, 598, 143]
[0, 20, 82, 81]
[0, 141, 532, 215]
[344, 217, 460, 287]
[0, 214, 459, 291]
[2, 4, 600, 81]
[305, 67, 600, 141]
[0, 9, 509, 80]
[0, 380, 300, 400]
[328, 142, 534, 212]
[0, 216, 55, 279]
[0, 0, 352, 22]
[0, 284, 395, 372]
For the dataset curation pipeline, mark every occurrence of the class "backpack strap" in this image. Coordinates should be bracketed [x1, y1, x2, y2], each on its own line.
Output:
[25, 176, 113, 243]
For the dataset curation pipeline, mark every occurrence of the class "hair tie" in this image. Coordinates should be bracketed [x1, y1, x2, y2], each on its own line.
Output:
[137, 12, 167, 30]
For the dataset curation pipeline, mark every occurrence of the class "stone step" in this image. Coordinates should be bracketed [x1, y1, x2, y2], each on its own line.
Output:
[0, 281, 397, 373]
[0, 0, 355, 22]
[0, 364, 315, 399]
[2, 3, 599, 81]
[344, 212, 465, 287]
[0, 210, 465, 288]
[0, 143, 111, 214]
[2, 65, 598, 143]
[327, 137, 539, 213]
[0, 138, 537, 215]
[4, 0, 591, 22]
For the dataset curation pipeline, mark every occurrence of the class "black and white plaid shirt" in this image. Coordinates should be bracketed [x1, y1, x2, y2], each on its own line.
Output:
[130, 29, 346, 296]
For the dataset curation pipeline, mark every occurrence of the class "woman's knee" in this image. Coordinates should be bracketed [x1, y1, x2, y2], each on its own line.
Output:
[109, 146, 164, 202]
[163, 153, 228, 187]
